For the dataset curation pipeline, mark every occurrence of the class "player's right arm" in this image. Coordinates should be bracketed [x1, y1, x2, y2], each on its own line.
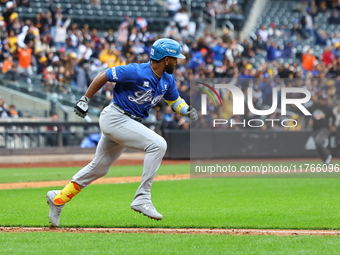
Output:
[74, 65, 138, 118]
[74, 70, 108, 118]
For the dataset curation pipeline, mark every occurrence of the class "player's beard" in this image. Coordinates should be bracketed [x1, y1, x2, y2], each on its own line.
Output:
[165, 63, 176, 74]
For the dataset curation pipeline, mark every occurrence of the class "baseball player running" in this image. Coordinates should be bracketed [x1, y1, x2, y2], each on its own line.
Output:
[46, 38, 198, 226]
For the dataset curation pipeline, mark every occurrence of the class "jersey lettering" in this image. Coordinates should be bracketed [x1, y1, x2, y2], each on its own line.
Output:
[128, 89, 154, 104]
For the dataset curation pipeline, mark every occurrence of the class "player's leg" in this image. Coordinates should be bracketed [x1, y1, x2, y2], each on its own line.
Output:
[46, 134, 125, 226]
[313, 128, 331, 164]
[101, 106, 167, 220]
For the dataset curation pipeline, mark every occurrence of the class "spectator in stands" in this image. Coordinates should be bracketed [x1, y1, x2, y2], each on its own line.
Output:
[314, 29, 331, 46]
[221, 28, 233, 44]
[0, 96, 9, 118]
[8, 104, 19, 118]
[34, 12, 47, 35]
[328, 11, 340, 24]
[189, 11, 204, 39]
[91, 29, 102, 50]
[43, 66, 57, 91]
[230, 0, 243, 15]
[2, 1, 16, 32]
[0, 44, 11, 62]
[268, 23, 282, 38]
[278, 23, 289, 37]
[7, 30, 17, 54]
[117, 16, 133, 46]
[54, 14, 71, 50]
[99, 44, 121, 68]
[2, 54, 17, 82]
[322, 46, 336, 66]
[167, 0, 181, 18]
[17, 40, 34, 82]
[309, 0, 319, 17]
[290, 21, 304, 39]
[24, 23, 38, 48]
[293, 0, 309, 12]
[78, 39, 93, 61]
[17, 25, 28, 48]
[188, 48, 208, 72]
[67, 26, 81, 54]
[35, 35, 51, 56]
[331, 32, 340, 45]
[278, 63, 294, 78]
[267, 42, 281, 61]
[0, 19, 6, 40]
[48, 2, 62, 40]
[318, 0, 328, 13]
[301, 8, 314, 38]
[212, 39, 226, 67]
[225, 39, 244, 62]
[302, 49, 317, 73]
[253, 34, 267, 53]
[241, 39, 255, 58]
[258, 24, 269, 42]
[173, 7, 190, 37]
[239, 64, 255, 78]
[37, 56, 48, 75]
[164, 21, 179, 39]
[282, 41, 294, 59]
[203, 1, 216, 19]
[105, 29, 115, 45]
[334, 42, 340, 57]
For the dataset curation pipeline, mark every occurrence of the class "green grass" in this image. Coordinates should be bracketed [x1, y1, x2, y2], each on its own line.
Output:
[0, 178, 339, 229]
[1, 160, 338, 183]
[0, 164, 189, 183]
[1, 232, 340, 255]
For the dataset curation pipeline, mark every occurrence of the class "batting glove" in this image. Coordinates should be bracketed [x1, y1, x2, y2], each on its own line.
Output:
[74, 96, 90, 118]
[187, 106, 198, 121]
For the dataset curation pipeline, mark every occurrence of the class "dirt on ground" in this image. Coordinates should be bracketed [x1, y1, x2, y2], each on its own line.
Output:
[1, 227, 339, 236]
[0, 174, 190, 190]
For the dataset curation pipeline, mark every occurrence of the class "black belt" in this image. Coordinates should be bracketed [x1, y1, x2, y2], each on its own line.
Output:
[123, 111, 143, 122]
[112, 104, 143, 123]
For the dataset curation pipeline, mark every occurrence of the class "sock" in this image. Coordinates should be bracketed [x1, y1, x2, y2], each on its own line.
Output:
[53, 182, 81, 205]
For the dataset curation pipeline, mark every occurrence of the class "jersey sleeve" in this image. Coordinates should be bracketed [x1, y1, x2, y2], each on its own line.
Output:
[105, 64, 138, 83]
[164, 75, 179, 101]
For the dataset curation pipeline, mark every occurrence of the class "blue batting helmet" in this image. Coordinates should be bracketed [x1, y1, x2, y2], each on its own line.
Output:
[150, 38, 186, 61]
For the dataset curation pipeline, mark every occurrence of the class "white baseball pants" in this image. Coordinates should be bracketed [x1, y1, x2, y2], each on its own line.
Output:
[72, 104, 167, 206]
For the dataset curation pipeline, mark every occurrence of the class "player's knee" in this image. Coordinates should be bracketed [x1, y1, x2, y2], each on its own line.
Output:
[147, 137, 167, 154]
[157, 137, 167, 154]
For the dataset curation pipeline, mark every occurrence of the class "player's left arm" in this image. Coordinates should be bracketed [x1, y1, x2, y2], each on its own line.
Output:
[164, 79, 198, 121]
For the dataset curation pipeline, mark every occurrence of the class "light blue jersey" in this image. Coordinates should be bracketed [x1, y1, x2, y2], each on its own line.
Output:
[105, 63, 179, 118]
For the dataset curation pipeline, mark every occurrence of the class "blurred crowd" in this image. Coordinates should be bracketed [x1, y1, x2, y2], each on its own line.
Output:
[0, 0, 340, 133]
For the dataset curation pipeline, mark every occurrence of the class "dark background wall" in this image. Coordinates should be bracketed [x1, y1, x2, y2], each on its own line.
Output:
[163, 130, 339, 159]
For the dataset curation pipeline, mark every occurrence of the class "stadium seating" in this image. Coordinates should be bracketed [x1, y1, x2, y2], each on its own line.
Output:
[15, 0, 170, 31]
[251, 0, 334, 66]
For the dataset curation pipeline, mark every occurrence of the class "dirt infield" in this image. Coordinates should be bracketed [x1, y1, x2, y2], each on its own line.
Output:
[0, 174, 190, 190]
[1, 227, 339, 236]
